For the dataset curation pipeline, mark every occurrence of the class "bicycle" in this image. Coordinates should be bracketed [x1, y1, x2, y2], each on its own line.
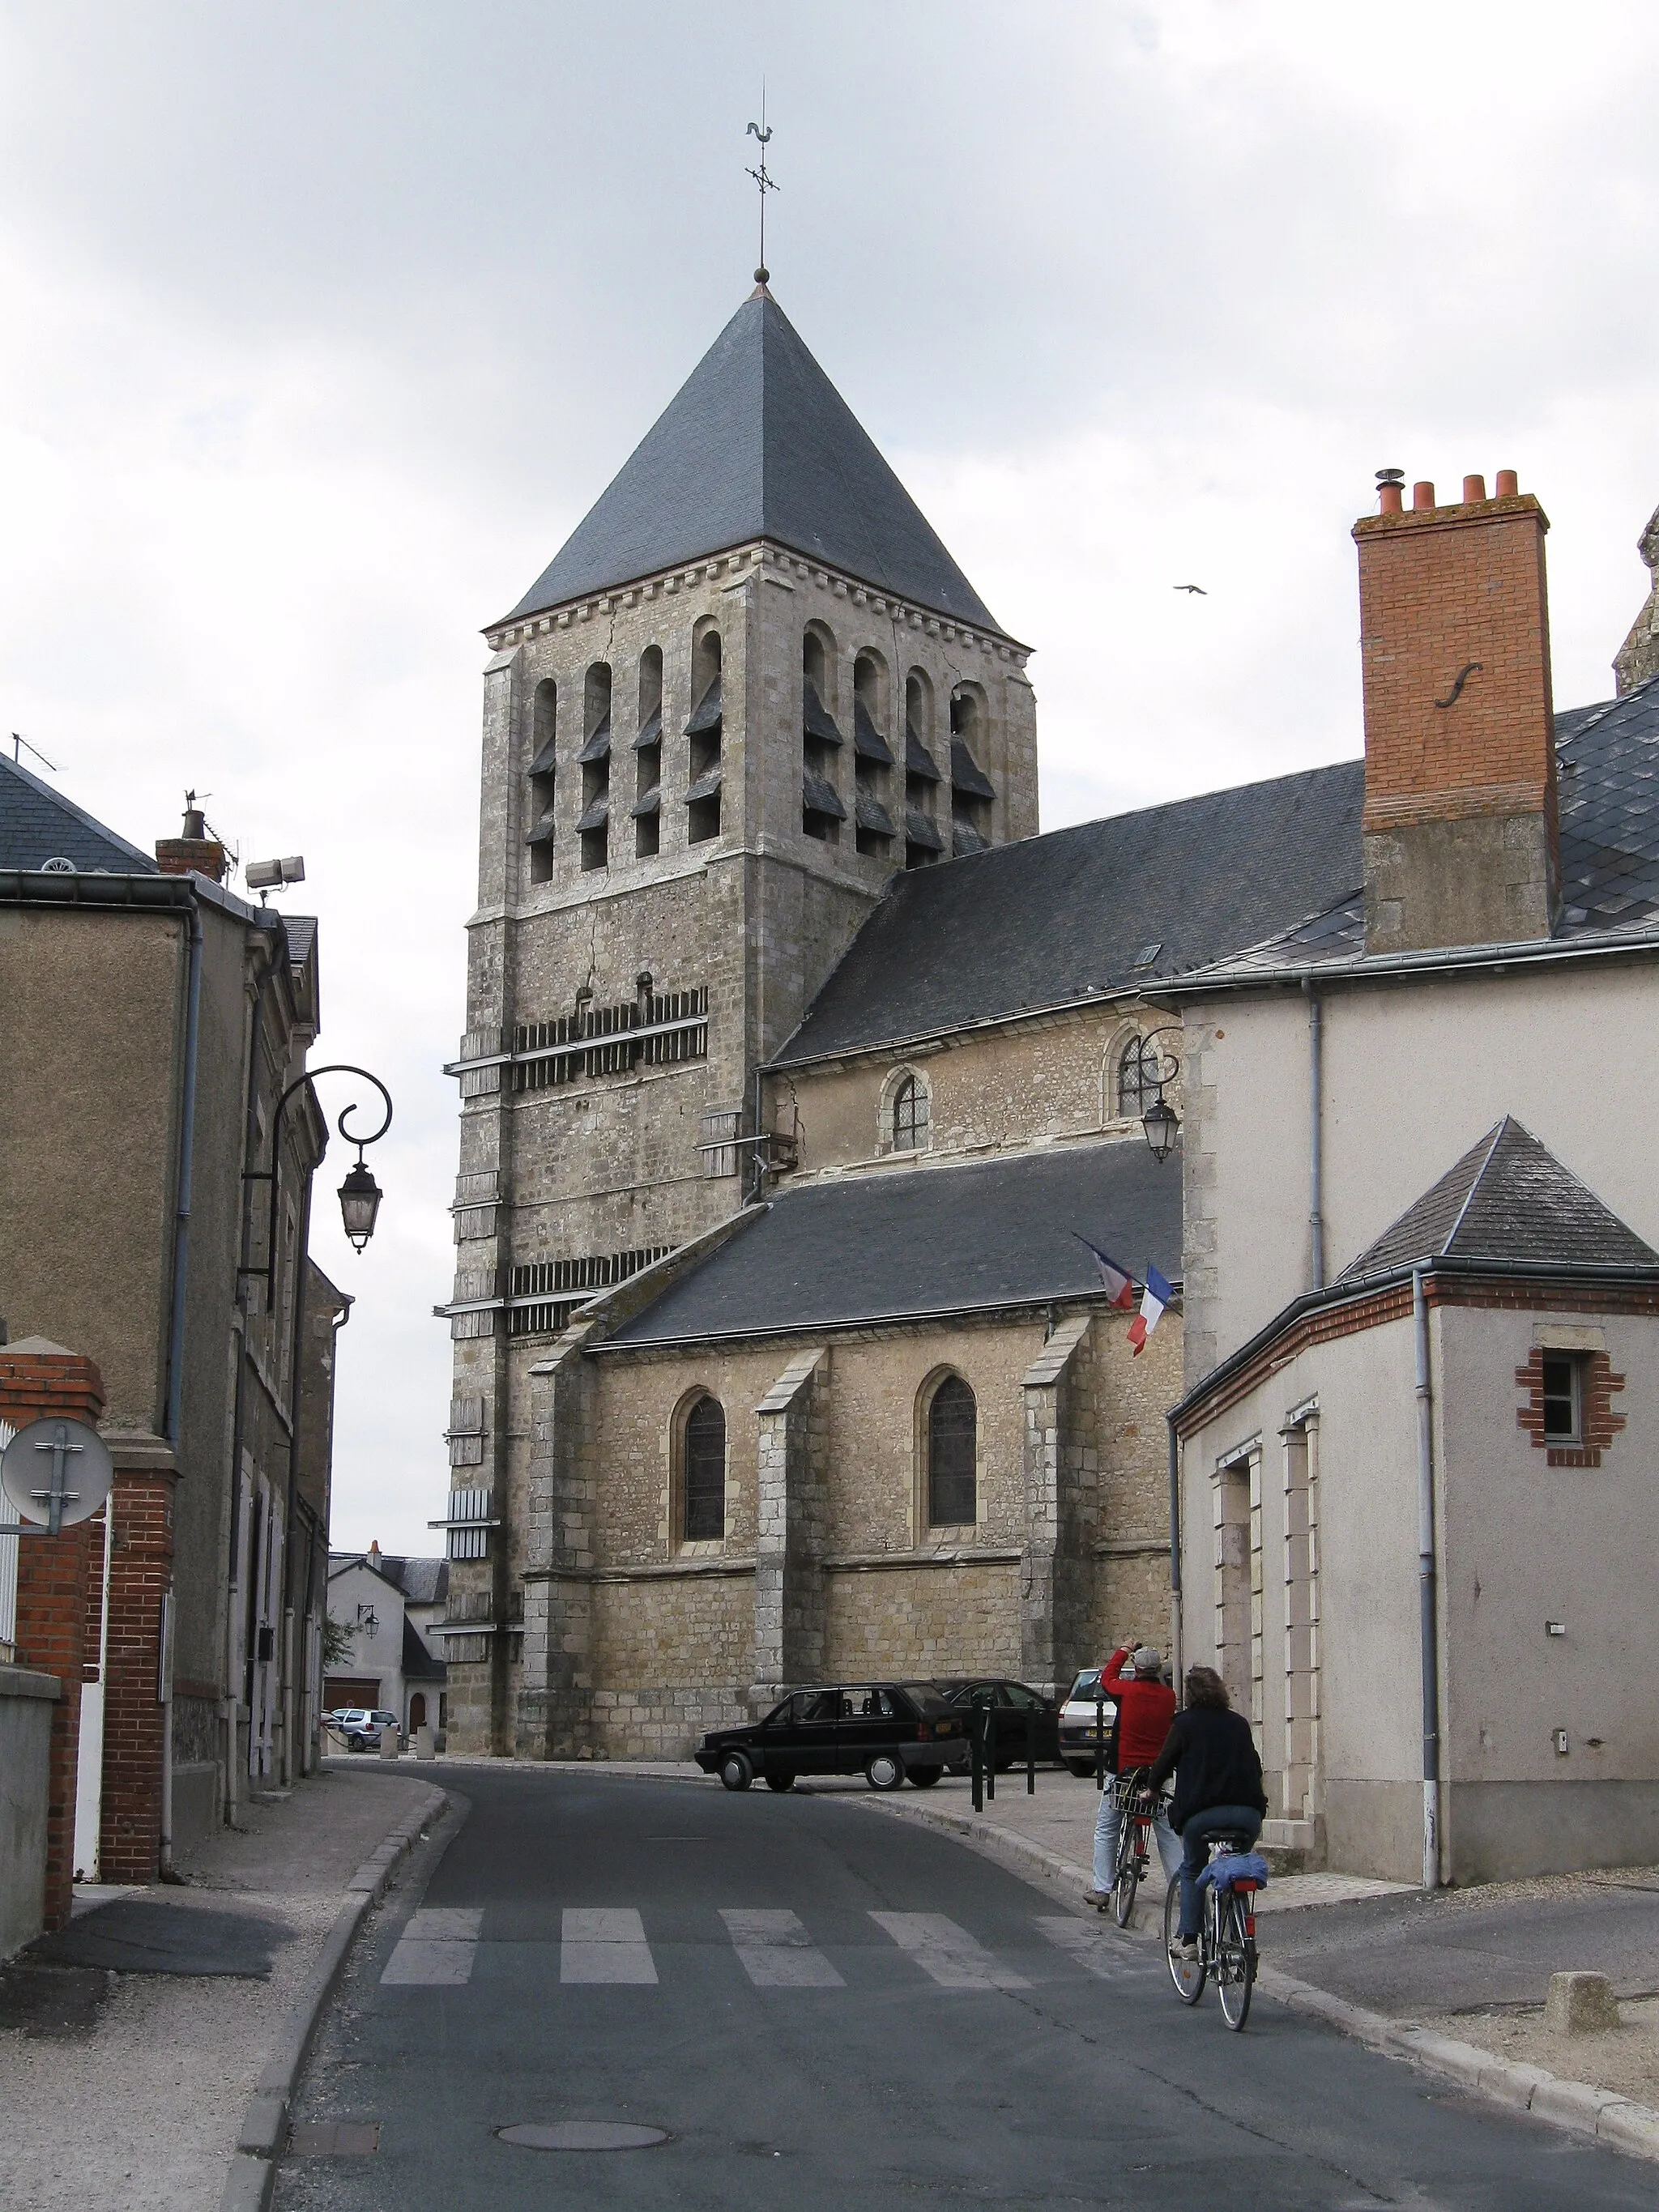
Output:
[1162, 1833, 1260, 2030]
[1098, 1771, 1159, 1929]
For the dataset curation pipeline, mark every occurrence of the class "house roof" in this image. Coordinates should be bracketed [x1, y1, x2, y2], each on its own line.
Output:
[772, 760, 1366, 1067]
[1172, 675, 1659, 987]
[1337, 1119, 1659, 1280]
[0, 753, 159, 875]
[501, 289, 1004, 635]
[600, 1138, 1182, 1349]
[402, 1613, 447, 1681]
[328, 1552, 449, 1605]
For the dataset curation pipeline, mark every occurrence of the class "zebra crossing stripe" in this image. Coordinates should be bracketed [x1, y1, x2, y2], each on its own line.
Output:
[381, 1907, 483, 1985]
[868, 1912, 1032, 1989]
[720, 1908, 845, 1987]
[561, 1907, 658, 1984]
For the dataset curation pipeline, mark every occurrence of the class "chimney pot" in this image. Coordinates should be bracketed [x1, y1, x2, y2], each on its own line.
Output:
[1464, 474, 1487, 505]
[1376, 467, 1405, 515]
[1413, 481, 1435, 510]
[1495, 468, 1518, 497]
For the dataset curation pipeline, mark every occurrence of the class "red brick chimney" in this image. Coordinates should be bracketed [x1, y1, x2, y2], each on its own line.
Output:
[155, 794, 228, 885]
[1353, 471, 1557, 953]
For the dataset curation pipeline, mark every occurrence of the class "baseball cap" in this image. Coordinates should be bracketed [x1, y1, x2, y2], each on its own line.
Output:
[1132, 1645, 1163, 1673]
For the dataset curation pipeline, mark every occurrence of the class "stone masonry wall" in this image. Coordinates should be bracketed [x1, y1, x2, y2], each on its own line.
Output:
[823, 1559, 1021, 1679]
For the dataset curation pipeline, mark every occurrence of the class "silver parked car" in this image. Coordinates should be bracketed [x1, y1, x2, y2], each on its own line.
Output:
[329, 1707, 399, 1752]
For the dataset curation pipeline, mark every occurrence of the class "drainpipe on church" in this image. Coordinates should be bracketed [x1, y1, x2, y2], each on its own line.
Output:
[1413, 1268, 1442, 1889]
[1166, 1414, 1183, 1694]
[1305, 980, 1325, 1291]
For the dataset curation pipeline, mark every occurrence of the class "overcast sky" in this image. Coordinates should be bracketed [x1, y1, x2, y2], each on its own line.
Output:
[5, 2, 1659, 1556]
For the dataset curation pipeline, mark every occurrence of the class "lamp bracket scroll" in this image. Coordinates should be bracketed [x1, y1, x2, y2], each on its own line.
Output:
[1135, 1023, 1183, 1165]
[240, 1062, 394, 1304]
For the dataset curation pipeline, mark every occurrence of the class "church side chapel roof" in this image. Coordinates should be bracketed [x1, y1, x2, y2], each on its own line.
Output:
[1181, 674, 1659, 984]
[0, 752, 159, 875]
[599, 1138, 1181, 1349]
[772, 761, 1366, 1068]
[502, 290, 1004, 635]
[1337, 1118, 1659, 1281]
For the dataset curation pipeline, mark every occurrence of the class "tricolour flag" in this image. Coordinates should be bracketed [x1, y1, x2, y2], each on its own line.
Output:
[1071, 1231, 1137, 1310]
[1128, 1264, 1174, 1357]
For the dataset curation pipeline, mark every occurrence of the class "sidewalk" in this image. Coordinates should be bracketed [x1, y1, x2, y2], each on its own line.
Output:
[0, 1767, 443, 2212]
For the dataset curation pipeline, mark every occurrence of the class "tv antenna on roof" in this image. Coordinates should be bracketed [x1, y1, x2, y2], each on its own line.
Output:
[745, 89, 778, 285]
[10, 733, 57, 773]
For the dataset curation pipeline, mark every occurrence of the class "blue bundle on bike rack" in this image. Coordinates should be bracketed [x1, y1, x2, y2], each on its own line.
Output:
[1196, 1849, 1270, 1893]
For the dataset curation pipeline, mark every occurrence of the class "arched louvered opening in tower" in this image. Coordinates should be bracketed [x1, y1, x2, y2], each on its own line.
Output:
[527, 678, 557, 884]
[578, 663, 612, 872]
[903, 670, 944, 869]
[949, 684, 995, 857]
[633, 645, 663, 859]
[852, 650, 894, 859]
[801, 625, 847, 844]
[686, 623, 723, 846]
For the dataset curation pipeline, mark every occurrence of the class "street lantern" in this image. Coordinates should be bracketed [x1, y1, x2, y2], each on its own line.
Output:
[338, 1160, 383, 1251]
[1141, 1094, 1179, 1164]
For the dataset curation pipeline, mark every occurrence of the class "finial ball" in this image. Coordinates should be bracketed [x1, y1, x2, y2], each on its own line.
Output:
[755, 266, 770, 284]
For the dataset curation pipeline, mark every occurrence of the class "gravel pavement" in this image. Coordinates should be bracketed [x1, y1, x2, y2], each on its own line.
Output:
[0, 1767, 442, 2212]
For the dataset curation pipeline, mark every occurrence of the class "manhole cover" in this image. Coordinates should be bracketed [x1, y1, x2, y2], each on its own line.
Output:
[498, 2121, 669, 2152]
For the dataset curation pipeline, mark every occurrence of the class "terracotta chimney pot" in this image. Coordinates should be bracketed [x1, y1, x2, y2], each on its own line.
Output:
[1495, 469, 1518, 497]
[1464, 474, 1487, 504]
[1413, 481, 1435, 510]
[1380, 480, 1404, 514]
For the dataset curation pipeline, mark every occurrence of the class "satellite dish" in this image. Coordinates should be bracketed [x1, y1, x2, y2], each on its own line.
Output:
[1, 1417, 114, 1534]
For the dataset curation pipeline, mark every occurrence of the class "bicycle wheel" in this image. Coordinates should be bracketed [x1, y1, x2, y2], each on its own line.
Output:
[1111, 1812, 1139, 1929]
[1162, 1874, 1205, 2005]
[1214, 1892, 1255, 2030]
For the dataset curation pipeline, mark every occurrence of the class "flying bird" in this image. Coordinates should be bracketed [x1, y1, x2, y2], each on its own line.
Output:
[1173, 584, 1208, 595]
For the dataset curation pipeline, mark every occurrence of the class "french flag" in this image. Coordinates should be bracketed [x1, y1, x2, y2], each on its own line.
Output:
[1071, 1232, 1137, 1310]
[1128, 1264, 1173, 1357]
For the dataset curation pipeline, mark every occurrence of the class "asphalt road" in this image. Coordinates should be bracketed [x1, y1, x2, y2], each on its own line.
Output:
[275, 1768, 1651, 2210]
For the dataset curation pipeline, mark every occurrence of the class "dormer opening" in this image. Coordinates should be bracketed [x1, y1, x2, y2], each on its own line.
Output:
[634, 646, 663, 859]
[579, 663, 612, 872]
[687, 622, 723, 846]
[802, 624, 846, 844]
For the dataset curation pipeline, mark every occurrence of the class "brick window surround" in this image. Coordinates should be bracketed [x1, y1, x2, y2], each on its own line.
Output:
[1516, 1347, 1626, 1468]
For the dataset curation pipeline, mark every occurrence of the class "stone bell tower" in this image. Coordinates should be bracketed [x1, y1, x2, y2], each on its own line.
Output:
[438, 281, 1038, 1752]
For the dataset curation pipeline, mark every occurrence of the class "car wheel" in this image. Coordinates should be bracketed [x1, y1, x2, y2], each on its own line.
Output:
[1064, 1759, 1095, 1778]
[907, 1767, 941, 1788]
[348, 1733, 366, 1753]
[866, 1754, 905, 1792]
[765, 1771, 795, 1792]
[720, 1750, 755, 1792]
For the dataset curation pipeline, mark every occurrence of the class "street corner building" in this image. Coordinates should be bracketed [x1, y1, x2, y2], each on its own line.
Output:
[435, 281, 1375, 1764]
[0, 774, 349, 1917]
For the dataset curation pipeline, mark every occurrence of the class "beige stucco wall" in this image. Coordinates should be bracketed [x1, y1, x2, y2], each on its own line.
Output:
[1183, 958, 1659, 1379]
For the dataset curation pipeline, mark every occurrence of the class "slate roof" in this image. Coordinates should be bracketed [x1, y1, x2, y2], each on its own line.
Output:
[1337, 1119, 1659, 1280]
[0, 753, 158, 875]
[503, 290, 1004, 635]
[332, 1552, 450, 1606]
[1180, 675, 1659, 984]
[773, 761, 1366, 1067]
[601, 1139, 1182, 1349]
[402, 1613, 447, 1681]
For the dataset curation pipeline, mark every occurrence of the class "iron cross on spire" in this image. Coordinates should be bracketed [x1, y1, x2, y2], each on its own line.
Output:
[745, 92, 778, 286]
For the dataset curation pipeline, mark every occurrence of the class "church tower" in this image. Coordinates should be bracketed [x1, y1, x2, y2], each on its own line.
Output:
[440, 284, 1037, 1750]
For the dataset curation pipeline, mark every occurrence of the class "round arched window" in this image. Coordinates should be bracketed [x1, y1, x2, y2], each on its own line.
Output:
[928, 1375, 976, 1527]
[683, 1396, 727, 1542]
[1115, 1036, 1163, 1120]
[893, 1072, 929, 1153]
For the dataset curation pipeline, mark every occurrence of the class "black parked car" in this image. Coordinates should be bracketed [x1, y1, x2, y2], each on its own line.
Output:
[696, 1682, 970, 1793]
[935, 1678, 1063, 1767]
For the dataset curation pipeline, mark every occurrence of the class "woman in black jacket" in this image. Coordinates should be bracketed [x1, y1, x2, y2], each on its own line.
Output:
[1143, 1665, 1268, 1958]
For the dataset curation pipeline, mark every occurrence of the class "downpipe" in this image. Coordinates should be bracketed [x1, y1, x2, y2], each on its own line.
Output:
[1305, 980, 1325, 1291]
[159, 902, 202, 1879]
[1413, 1268, 1441, 1890]
[1166, 1414, 1183, 1688]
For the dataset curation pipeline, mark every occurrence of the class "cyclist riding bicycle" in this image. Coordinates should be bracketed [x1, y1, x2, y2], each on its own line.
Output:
[1085, 1642, 1179, 1907]
[1142, 1664, 1268, 1960]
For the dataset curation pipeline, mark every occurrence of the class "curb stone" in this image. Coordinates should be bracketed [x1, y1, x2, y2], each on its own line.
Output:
[216, 1787, 448, 2212]
[859, 1787, 1659, 2167]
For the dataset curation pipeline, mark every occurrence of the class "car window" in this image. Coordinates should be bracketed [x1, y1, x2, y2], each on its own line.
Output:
[798, 1690, 842, 1722]
[1004, 1684, 1046, 1711]
[900, 1685, 955, 1716]
[1067, 1670, 1104, 1700]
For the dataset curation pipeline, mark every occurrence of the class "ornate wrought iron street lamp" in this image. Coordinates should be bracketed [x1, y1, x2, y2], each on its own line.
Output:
[243, 1063, 394, 1302]
[1135, 1026, 1183, 1164]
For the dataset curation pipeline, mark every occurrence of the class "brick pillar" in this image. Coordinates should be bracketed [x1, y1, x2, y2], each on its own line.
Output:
[0, 1341, 105, 1931]
[100, 1462, 177, 1882]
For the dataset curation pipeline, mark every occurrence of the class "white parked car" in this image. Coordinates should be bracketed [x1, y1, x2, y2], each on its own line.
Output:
[329, 1707, 399, 1752]
[1056, 1669, 1119, 1777]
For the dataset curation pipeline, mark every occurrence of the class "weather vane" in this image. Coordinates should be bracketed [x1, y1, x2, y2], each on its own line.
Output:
[745, 89, 778, 286]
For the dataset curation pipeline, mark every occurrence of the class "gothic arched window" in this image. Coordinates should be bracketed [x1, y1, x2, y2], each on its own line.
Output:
[1115, 1034, 1163, 1121]
[682, 1395, 727, 1542]
[928, 1375, 977, 1527]
[892, 1072, 929, 1153]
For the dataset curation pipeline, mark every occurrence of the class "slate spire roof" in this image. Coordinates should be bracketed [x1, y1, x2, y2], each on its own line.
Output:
[1337, 1119, 1659, 1280]
[503, 288, 1004, 635]
[0, 752, 157, 876]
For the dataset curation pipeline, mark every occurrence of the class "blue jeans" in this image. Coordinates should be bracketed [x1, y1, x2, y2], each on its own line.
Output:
[1178, 1804, 1263, 1939]
[1094, 1777, 1181, 1892]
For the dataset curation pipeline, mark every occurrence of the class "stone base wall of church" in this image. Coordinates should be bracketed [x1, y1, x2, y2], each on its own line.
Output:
[822, 1561, 1021, 1681]
[591, 1575, 755, 1714]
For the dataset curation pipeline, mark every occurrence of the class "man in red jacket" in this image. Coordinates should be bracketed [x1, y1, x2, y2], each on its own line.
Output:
[1086, 1643, 1179, 1904]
